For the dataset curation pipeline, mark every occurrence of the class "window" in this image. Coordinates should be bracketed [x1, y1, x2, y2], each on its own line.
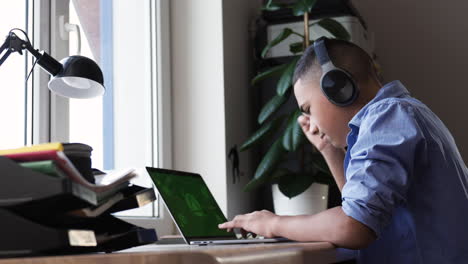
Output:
[41, 0, 172, 233]
[64, 0, 156, 218]
[0, 1, 31, 149]
[0, 0, 172, 234]
[68, 0, 105, 170]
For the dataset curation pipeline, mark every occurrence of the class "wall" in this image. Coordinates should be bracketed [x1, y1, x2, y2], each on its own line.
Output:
[352, 0, 468, 161]
[171, 0, 262, 218]
[222, 0, 262, 218]
[171, 0, 228, 213]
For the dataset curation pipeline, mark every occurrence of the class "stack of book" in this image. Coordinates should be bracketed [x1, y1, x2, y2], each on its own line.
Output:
[0, 143, 158, 258]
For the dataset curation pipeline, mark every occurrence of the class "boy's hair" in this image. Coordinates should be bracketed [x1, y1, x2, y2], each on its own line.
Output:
[292, 38, 377, 86]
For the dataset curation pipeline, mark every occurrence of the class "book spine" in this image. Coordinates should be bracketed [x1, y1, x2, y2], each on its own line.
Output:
[0, 142, 63, 155]
[70, 182, 98, 205]
[19, 160, 62, 178]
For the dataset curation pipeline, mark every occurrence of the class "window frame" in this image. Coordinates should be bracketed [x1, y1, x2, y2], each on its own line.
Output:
[34, 0, 175, 235]
[119, 0, 174, 235]
[31, 0, 52, 144]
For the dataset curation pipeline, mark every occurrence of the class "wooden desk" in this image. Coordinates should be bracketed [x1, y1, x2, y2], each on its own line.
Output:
[0, 242, 356, 264]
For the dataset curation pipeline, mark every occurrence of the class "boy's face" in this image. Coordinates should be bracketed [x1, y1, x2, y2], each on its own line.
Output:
[294, 78, 353, 149]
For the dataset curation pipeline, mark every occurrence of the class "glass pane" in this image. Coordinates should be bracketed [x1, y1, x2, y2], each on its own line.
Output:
[0, 1, 27, 149]
[68, 0, 157, 217]
[68, 0, 104, 169]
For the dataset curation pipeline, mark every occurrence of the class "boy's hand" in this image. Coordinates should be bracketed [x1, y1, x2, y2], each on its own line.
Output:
[297, 114, 347, 191]
[297, 115, 332, 152]
[218, 210, 280, 238]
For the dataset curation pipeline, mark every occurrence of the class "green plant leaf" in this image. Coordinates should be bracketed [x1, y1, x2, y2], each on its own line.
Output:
[262, 0, 282, 11]
[278, 172, 315, 198]
[289, 42, 303, 54]
[240, 115, 286, 151]
[291, 0, 317, 16]
[317, 18, 351, 41]
[282, 110, 306, 151]
[251, 63, 287, 85]
[289, 41, 315, 54]
[261, 28, 293, 58]
[244, 139, 286, 192]
[311, 153, 332, 176]
[313, 171, 335, 185]
[258, 93, 288, 124]
[270, 168, 291, 183]
[276, 57, 299, 96]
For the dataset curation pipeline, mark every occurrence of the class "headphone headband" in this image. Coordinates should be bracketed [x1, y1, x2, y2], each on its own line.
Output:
[313, 37, 332, 66]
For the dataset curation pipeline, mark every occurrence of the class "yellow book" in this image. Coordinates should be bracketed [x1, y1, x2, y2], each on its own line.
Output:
[0, 142, 64, 155]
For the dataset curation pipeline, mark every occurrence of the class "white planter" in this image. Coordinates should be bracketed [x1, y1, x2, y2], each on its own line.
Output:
[272, 183, 329, 216]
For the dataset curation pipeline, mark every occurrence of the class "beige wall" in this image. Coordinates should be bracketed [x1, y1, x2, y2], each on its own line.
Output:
[353, 0, 468, 161]
[171, 0, 228, 213]
[222, 0, 262, 218]
[171, 0, 261, 218]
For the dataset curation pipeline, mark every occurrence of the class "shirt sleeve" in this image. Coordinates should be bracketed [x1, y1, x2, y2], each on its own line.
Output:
[341, 101, 426, 237]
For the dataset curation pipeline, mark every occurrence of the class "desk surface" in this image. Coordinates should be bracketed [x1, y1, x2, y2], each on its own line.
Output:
[0, 242, 356, 264]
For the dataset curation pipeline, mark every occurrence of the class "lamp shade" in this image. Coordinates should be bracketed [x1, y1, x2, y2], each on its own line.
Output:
[48, 56, 105, 99]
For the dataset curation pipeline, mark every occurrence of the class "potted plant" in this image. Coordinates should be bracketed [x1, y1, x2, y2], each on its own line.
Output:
[240, 0, 351, 215]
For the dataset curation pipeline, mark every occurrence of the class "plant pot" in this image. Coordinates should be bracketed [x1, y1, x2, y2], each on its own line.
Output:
[272, 183, 329, 216]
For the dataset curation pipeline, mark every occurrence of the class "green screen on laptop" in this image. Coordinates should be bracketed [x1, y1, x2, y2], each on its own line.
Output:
[147, 167, 236, 239]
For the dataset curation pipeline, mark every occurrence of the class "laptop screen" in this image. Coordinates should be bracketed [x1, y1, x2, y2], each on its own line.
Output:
[146, 167, 236, 239]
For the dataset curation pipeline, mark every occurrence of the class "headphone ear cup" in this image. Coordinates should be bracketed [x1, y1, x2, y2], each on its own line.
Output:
[321, 69, 358, 106]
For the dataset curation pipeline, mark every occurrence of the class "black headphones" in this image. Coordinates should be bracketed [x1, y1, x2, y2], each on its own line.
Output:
[313, 37, 359, 107]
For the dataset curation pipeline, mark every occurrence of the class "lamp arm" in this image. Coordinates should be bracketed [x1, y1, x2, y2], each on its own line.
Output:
[24, 42, 63, 76]
[0, 35, 14, 67]
[0, 32, 63, 76]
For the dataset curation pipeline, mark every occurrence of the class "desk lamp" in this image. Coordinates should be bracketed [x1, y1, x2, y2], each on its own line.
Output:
[0, 28, 104, 98]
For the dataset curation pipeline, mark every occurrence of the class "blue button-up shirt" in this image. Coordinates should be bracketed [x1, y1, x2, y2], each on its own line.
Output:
[341, 80, 468, 263]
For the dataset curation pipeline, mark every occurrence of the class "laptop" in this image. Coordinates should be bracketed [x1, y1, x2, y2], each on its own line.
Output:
[146, 167, 288, 245]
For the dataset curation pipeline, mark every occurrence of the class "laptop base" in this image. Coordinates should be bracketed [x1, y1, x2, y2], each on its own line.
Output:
[189, 237, 290, 245]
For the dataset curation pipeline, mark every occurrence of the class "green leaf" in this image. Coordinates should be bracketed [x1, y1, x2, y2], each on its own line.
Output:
[291, 0, 317, 16]
[276, 57, 299, 96]
[251, 63, 287, 85]
[317, 18, 351, 41]
[262, 0, 282, 11]
[289, 42, 303, 54]
[240, 115, 286, 151]
[261, 28, 293, 58]
[311, 153, 331, 176]
[282, 110, 306, 151]
[270, 168, 291, 183]
[289, 41, 315, 54]
[258, 93, 288, 124]
[278, 172, 315, 198]
[244, 140, 286, 192]
[313, 171, 334, 185]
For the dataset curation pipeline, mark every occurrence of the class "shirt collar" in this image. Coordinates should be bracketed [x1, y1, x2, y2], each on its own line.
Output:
[348, 80, 410, 128]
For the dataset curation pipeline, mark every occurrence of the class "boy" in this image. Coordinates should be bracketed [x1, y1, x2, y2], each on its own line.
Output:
[219, 38, 468, 263]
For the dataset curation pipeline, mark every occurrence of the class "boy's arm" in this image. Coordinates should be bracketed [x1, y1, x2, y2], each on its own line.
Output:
[321, 146, 346, 191]
[219, 207, 376, 249]
[275, 207, 376, 249]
